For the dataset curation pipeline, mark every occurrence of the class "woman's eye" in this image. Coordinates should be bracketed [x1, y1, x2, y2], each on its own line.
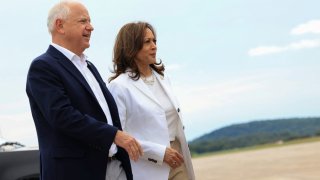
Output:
[144, 39, 156, 44]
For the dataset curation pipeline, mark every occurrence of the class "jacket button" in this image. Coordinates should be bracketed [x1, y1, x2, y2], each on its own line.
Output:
[177, 108, 180, 112]
[148, 158, 157, 163]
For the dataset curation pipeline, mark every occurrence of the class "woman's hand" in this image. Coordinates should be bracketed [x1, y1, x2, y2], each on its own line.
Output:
[164, 147, 184, 169]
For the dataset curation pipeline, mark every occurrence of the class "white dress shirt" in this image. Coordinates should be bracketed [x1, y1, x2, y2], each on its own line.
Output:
[51, 43, 117, 157]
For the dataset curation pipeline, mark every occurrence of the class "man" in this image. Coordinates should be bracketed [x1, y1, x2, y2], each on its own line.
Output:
[26, 1, 142, 180]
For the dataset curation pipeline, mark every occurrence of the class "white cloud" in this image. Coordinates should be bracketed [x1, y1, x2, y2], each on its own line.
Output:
[174, 76, 264, 114]
[248, 39, 320, 56]
[248, 46, 288, 56]
[248, 19, 320, 57]
[291, 20, 320, 35]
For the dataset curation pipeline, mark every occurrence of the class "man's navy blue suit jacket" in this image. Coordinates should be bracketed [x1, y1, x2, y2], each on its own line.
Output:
[26, 45, 132, 180]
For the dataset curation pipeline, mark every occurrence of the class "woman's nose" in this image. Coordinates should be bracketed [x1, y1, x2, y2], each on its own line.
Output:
[152, 41, 157, 49]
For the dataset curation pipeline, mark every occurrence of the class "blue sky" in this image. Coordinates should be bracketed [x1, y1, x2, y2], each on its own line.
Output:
[0, 0, 319, 146]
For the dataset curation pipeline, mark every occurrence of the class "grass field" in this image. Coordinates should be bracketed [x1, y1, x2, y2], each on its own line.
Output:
[192, 137, 320, 180]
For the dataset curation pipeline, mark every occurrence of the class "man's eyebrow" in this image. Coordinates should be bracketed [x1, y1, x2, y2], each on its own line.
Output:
[78, 17, 91, 22]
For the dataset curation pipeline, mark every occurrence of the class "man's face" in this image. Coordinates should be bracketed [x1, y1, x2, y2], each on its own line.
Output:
[62, 3, 94, 55]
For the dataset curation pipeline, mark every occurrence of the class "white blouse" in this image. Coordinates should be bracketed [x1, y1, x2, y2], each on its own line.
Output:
[144, 74, 178, 141]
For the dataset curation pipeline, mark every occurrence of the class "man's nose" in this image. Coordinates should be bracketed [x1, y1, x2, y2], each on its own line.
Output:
[86, 23, 94, 31]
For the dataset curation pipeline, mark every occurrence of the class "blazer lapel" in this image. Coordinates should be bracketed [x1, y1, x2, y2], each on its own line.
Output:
[129, 72, 162, 108]
[154, 72, 179, 113]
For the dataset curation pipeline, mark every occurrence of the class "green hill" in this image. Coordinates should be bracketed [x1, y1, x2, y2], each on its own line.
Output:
[189, 117, 320, 154]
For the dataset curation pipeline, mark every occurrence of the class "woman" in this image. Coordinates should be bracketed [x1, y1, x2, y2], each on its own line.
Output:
[108, 22, 195, 180]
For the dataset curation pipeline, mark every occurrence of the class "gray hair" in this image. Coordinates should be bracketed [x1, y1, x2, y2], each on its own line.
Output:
[47, 1, 77, 34]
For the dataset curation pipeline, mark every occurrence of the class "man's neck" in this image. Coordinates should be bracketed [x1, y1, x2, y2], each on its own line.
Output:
[52, 38, 83, 56]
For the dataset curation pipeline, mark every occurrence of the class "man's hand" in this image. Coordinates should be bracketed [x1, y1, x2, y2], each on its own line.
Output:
[114, 130, 143, 161]
[164, 147, 184, 169]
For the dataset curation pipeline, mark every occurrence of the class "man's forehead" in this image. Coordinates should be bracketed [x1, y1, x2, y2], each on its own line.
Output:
[69, 3, 89, 15]
[69, 9, 90, 19]
[79, 15, 90, 19]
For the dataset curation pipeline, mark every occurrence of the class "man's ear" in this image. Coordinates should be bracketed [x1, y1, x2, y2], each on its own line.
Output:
[55, 19, 65, 34]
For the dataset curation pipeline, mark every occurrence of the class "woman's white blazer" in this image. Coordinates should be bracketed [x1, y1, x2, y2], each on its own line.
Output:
[108, 71, 195, 180]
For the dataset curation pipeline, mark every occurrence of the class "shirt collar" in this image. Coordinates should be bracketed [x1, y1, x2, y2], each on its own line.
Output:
[51, 43, 88, 64]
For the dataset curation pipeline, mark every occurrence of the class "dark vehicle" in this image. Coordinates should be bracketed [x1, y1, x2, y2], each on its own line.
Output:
[0, 139, 40, 180]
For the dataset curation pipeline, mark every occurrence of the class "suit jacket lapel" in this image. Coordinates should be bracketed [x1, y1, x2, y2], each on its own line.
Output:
[47, 46, 97, 101]
[47, 46, 122, 128]
[87, 61, 122, 130]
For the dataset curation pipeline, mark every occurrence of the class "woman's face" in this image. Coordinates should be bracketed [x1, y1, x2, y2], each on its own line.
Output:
[135, 28, 157, 67]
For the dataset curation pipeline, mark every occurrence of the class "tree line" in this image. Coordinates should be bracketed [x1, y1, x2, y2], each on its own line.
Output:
[189, 117, 320, 154]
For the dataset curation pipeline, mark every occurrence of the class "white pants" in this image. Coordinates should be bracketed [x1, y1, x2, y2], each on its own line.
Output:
[105, 159, 127, 180]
